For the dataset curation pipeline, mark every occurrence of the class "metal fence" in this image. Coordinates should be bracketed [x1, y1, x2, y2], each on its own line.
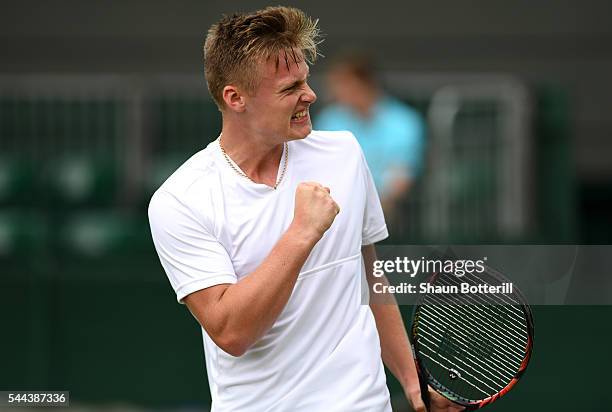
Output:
[0, 73, 533, 242]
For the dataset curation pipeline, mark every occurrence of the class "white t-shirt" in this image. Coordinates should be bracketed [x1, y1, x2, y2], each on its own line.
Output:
[148, 130, 391, 412]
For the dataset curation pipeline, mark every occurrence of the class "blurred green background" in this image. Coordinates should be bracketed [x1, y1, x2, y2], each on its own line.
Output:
[1, 1, 611, 411]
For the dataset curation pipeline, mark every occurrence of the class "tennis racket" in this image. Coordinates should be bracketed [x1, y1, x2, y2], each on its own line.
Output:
[411, 259, 534, 410]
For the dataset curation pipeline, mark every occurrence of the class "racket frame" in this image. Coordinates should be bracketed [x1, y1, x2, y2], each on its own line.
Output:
[411, 265, 534, 410]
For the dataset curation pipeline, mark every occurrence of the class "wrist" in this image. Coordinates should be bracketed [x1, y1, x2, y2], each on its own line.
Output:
[399, 363, 421, 393]
[286, 221, 322, 247]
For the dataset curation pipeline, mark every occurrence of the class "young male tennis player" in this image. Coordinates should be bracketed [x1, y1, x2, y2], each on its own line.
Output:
[148, 6, 461, 412]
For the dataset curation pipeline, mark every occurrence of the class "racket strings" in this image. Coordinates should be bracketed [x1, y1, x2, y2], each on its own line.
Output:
[424, 287, 528, 353]
[419, 305, 522, 370]
[438, 271, 523, 314]
[439, 273, 526, 322]
[414, 270, 531, 402]
[420, 327, 512, 387]
[419, 341, 497, 396]
[428, 286, 528, 352]
[416, 320, 511, 385]
[417, 306, 523, 401]
[418, 349, 491, 398]
[436, 273, 529, 343]
[420, 304, 525, 377]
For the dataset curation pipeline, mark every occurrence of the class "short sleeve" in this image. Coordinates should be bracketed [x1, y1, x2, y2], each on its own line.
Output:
[148, 190, 237, 303]
[358, 145, 389, 245]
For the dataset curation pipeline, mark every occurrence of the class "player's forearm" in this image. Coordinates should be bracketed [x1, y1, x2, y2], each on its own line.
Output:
[370, 302, 420, 391]
[362, 244, 420, 391]
[208, 222, 320, 356]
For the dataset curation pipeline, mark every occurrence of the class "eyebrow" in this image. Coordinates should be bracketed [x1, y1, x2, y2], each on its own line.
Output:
[278, 70, 310, 92]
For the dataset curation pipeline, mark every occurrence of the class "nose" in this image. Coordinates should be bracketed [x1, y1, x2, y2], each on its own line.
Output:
[301, 82, 317, 104]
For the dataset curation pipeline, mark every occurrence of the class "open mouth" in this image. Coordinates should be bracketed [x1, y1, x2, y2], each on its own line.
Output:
[291, 109, 308, 121]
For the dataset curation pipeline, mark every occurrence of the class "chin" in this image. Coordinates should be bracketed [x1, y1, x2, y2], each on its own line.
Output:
[288, 123, 312, 141]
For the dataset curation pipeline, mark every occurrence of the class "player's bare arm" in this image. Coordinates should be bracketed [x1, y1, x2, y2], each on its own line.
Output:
[363, 244, 464, 412]
[184, 182, 339, 356]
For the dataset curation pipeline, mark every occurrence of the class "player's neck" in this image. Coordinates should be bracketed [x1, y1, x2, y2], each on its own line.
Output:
[219, 123, 285, 185]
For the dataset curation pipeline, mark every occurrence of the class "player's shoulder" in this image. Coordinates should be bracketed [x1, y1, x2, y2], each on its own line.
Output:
[149, 142, 220, 214]
[309, 128, 357, 141]
[299, 129, 362, 153]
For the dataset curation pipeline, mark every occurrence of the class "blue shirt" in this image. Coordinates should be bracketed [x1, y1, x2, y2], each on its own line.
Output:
[315, 96, 425, 195]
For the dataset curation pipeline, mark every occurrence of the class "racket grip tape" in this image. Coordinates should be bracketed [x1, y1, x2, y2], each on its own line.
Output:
[412, 342, 430, 410]
[419, 372, 430, 410]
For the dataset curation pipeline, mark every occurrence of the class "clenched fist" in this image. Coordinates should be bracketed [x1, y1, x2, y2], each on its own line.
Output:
[292, 182, 340, 242]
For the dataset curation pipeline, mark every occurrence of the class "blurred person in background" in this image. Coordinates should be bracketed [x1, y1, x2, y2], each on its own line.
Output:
[316, 54, 425, 228]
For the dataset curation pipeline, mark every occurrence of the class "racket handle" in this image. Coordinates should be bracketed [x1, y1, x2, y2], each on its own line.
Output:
[419, 376, 430, 410]
[412, 344, 430, 410]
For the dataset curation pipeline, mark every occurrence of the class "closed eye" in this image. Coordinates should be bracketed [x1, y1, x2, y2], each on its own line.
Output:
[280, 82, 302, 93]
[279, 73, 310, 94]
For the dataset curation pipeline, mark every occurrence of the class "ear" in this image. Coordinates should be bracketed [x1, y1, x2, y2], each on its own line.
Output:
[222, 85, 246, 113]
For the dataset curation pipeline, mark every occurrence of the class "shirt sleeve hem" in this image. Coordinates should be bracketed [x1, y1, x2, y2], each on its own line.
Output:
[176, 274, 237, 304]
[362, 225, 389, 246]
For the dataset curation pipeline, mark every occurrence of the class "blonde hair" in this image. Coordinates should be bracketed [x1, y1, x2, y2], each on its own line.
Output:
[204, 6, 322, 109]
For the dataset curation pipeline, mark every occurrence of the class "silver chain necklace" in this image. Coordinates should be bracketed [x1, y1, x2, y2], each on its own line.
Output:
[218, 136, 289, 190]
